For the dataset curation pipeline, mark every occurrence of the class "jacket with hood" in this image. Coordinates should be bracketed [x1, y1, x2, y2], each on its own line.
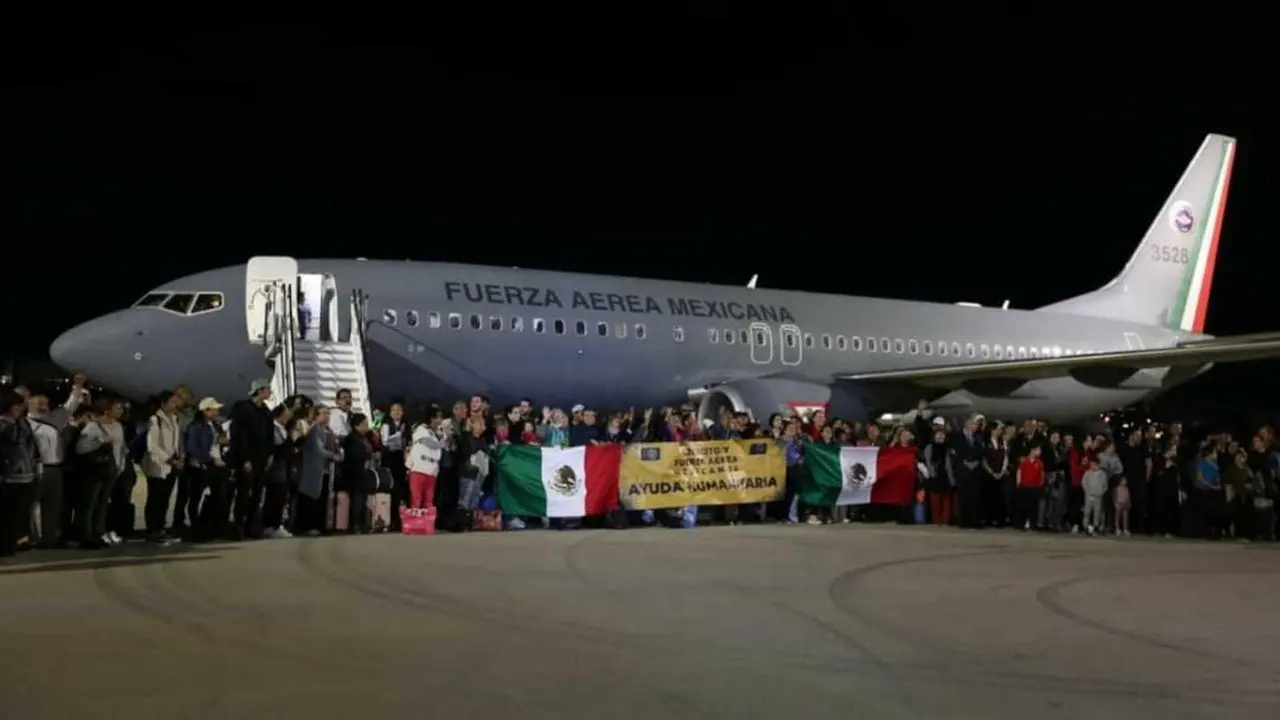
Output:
[1082, 468, 1109, 497]
[407, 423, 444, 476]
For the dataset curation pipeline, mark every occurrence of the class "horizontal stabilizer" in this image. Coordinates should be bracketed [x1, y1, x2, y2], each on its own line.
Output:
[835, 333, 1280, 391]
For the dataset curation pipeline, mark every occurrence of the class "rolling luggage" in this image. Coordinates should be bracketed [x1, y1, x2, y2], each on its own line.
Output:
[363, 466, 395, 532]
[325, 463, 350, 532]
[366, 494, 392, 532]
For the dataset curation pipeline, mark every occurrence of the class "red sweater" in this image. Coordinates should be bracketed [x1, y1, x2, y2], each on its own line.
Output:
[1018, 457, 1045, 488]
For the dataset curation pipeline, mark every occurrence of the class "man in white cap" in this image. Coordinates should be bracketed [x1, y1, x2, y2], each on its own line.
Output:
[183, 397, 228, 539]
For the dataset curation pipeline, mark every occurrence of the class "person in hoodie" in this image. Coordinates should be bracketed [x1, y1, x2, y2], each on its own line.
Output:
[406, 409, 444, 511]
[1081, 456, 1109, 536]
[24, 377, 89, 547]
[0, 388, 39, 556]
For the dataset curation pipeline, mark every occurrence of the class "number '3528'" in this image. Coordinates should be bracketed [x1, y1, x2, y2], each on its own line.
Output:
[1150, 244, 1190, 264]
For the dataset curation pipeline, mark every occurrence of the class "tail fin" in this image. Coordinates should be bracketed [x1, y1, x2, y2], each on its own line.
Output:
[1041, 133, 1236, 333]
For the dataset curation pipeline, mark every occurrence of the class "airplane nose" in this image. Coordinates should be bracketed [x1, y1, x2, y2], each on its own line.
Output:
[49, 311, 140, 377]
[49, 323, 91, 372]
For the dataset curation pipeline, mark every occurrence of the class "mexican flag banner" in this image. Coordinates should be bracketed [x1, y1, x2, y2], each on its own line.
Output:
[497, 444, 623, 517]
[800, 444, 918, 507]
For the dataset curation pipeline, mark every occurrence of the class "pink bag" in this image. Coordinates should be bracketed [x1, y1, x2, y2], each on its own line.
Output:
[401, 507, 436, 536]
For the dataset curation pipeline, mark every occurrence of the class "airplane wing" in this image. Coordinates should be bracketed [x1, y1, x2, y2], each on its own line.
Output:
[835, 333, 1280, 390]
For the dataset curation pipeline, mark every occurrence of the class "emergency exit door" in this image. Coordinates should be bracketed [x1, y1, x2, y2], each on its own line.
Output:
[779, 324, 802, 366]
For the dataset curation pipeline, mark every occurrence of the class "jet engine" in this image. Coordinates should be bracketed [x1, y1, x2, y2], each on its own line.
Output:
[692, 378, 868, 428]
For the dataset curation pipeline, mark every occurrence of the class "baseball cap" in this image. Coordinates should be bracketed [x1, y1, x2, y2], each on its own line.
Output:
[249, 378, 272, 396]
[571, 404, 585, 414]
[932, 416, 946, 427]
[198, 397, 223, 412]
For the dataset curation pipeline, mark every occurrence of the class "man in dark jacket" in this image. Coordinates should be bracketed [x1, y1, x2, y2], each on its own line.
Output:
[227, 379, 274, 539]
[0, 388, 38, 555]
[1120, 428, 1151, 535]
[951, 415, 986, 528]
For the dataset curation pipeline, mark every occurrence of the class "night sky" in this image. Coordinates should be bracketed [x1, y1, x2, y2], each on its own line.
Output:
[4, 12, 1275, 417]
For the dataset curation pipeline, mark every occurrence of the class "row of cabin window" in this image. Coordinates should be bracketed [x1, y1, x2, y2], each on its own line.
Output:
[700, 327, 1087, 360]
[383, 309, 650, 340]
[380, 310, 1087, 360]
[779, 332, 1083, 360]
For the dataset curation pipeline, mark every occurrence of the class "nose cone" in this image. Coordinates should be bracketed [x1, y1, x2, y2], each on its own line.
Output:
[50, 311, 147, 390]
[50, 320, 99, 374]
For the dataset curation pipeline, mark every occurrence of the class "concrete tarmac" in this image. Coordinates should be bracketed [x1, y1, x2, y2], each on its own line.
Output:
[2, 524, 1279, 719]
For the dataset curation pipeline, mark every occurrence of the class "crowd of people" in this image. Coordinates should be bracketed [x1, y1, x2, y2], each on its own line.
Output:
[1, 376, 1278, 555]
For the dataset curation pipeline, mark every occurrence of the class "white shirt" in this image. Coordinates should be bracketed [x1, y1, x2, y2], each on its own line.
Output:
[27, 390, 87, 466]
[330, 407, 351, 440]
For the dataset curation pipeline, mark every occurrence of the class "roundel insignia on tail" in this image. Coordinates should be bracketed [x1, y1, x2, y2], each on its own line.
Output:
[1169, 201, 1195, 234]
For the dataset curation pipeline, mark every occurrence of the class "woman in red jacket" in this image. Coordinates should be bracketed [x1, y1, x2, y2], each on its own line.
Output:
[1016, 445, 1045, 531]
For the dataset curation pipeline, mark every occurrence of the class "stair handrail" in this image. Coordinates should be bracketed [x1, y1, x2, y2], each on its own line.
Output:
[347, 288, 372, 413]
[262, 283, 278, 359]
[278, 281, 299, 399]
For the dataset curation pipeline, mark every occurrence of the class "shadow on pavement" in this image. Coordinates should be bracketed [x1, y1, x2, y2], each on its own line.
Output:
[0, 542, 240, 576]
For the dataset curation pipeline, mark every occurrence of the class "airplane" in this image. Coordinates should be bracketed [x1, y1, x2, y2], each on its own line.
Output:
[48, 132, 1280, 424]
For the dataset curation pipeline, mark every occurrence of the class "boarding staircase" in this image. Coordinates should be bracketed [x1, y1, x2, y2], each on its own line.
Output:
[290, 291, 372, 413]
[254, 259, 371, 415]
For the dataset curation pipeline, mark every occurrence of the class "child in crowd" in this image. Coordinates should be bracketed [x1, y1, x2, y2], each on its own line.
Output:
[1081, 457, 1109, 536]
[1113, 476, 1131, 537]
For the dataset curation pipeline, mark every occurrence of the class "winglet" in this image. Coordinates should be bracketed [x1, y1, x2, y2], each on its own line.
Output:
[1040, 134, 1237, 333]
[746, 274, 758, 289]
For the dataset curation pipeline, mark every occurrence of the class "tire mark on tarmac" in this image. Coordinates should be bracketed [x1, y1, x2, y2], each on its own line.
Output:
[152, 546, 357, 667]
[1034, 570, 1280, 671]
[297, 534, 886, 677]
[92, 560, 231, 719]
[826, 548, 1280, 701]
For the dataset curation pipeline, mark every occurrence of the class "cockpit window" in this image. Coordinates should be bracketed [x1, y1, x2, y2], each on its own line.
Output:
[163, 293, 195, 314]
[190, 293, 224, 314]
[134, 293, 169, 308]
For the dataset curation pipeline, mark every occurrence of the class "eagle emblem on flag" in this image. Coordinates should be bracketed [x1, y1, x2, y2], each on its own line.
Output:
[844, 462, 869, 490]
[549, 465, 579, 496]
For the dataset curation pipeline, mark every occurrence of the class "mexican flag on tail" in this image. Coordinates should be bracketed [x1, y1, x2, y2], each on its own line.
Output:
[497, 444, 622, 517]
[800, 444, 918, 507]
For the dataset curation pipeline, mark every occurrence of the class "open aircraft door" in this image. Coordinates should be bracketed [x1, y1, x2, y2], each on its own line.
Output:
[246, 256, 298, 344]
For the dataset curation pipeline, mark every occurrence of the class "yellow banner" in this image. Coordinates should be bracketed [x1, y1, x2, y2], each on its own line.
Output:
[620, 440, 786, 510]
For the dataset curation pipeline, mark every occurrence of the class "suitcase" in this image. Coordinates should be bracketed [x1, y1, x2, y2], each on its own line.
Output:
[325, 463, 351, 532]
[366, 493, 392, 532]
[401, 507, 436, 535]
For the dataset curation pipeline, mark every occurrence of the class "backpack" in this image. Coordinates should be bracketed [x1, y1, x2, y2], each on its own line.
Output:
[128, 428, 149, 465]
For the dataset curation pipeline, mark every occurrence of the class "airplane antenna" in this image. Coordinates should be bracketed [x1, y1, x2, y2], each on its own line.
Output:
[746, 274, 758, 289]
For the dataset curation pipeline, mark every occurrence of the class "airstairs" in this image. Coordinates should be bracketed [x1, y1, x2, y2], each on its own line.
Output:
[290, 292, 372, 413]
[248, 256, 372, 414]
